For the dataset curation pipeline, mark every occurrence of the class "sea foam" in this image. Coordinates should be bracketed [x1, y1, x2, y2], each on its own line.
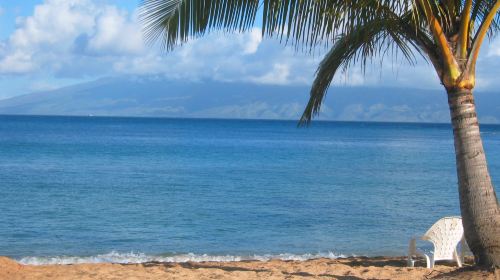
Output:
[18, 251, 346, 265]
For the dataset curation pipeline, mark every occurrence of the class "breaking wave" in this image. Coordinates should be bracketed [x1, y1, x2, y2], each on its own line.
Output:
[18, 251, 347, 265]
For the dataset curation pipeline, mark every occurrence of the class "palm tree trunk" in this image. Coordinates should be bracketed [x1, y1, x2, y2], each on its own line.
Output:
[447, 88, 500, 267]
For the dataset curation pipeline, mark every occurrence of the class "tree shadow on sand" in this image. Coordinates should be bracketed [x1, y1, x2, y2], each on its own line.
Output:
[137, 261, 272, 273]
[137, 261, 366, 279]
[341, 256, 471, 268]
[283, 271, 364, 280]
[426, 266, 497, 280]
[340, 256, 408, 267]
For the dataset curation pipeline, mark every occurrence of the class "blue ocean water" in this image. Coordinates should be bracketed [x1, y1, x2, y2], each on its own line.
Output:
[0, 115, 499, 264]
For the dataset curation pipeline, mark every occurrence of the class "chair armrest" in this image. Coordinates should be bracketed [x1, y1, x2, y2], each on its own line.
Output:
[408, 236, 432, 268]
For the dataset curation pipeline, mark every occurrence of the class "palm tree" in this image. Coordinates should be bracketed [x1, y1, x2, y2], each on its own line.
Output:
[139, 0, 500, 267]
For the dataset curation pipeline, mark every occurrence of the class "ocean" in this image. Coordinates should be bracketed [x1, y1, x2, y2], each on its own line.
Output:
[1, 115, 499, 264]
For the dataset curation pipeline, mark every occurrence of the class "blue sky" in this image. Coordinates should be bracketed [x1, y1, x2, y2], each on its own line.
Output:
[0, 0, 499, 100]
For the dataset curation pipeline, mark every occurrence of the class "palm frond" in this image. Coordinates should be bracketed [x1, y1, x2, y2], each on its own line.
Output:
[470, 0, 500, 37]
[261, 0, 414, 49]
[299, 15, 423, 125]
[140, 0, 260, 50]
[140, 0, 421, 51]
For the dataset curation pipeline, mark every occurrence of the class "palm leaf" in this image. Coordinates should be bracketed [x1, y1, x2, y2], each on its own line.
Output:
[299, 13, 429, 125]
[140, 0, 260, 50]
[140, 0, 420, 51]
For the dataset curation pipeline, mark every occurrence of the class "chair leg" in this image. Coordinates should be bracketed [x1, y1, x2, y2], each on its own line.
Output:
[454, 250, 462, 267]
[460, 237, 466, 265]
[407, 256, 415, 267]
[407, 238, 417, 267]
[424, 254, 432, 269]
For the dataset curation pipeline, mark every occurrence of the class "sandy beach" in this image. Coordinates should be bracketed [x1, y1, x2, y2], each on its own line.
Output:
[1, 256, 497, 280]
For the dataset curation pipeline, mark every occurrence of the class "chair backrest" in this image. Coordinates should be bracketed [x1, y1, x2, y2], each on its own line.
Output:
[422, 216, 463, 261]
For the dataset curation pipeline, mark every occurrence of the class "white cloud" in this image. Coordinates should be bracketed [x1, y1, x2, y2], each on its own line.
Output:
[334, 68, 366, 86]
[0, 0, 273, 84]
[87, 6, 143, 55]
[0, 0, 143, 75]
[1, 0, 499, 96]
[241, 29, 262, 55]
[0, 50, 36, 73]
[487, 37, 500, 57]
[111, 29, 310, 86]
[113, 53, 164, 75]
[250, 63, 291, 85]
[0, 0, 441, 89]
[10, 0, 96, 50]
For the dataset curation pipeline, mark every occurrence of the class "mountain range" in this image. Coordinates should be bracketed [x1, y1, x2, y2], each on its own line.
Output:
[0, 76, 499, 123]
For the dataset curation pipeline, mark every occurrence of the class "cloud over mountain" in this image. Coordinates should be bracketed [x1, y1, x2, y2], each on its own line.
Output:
[0, 76, 498, 123]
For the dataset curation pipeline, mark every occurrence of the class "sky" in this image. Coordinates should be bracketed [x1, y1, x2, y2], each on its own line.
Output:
[0, 0, 500, 100]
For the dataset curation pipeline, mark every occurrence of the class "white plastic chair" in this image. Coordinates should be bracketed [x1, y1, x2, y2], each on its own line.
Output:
[407, 216, 466, 268]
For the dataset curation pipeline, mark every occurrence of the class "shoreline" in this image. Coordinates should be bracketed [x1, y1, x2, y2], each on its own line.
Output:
[10, 252, 348, 266]
[1, 256, 496, 280]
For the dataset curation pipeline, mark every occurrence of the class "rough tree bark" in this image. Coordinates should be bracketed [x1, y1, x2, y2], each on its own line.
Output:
[447, 88, 500, 267]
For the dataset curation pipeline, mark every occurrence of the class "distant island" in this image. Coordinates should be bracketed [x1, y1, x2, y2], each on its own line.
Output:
[0, 76, 499, 123]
